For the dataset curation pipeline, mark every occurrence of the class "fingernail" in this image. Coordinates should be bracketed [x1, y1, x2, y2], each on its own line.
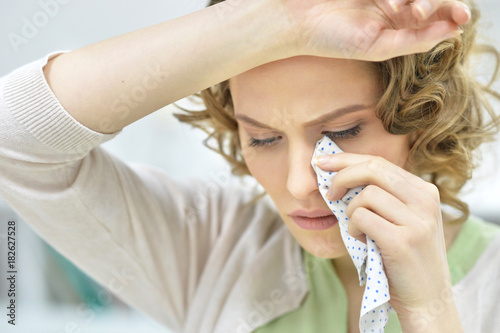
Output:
[415, 1, 431, 19]
[315, 155, 329, 165]
[463, 6, 471, 22]
[326, 188, 334, 201]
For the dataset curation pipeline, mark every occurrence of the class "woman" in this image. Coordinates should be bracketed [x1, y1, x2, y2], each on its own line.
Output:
[0, 0, 498, 332]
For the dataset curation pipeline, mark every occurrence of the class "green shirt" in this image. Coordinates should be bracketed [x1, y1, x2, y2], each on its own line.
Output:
[254, 215, 500, 332]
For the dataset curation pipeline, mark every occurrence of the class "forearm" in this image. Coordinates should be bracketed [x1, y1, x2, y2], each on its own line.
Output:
[43, 1, 293, 134]
[398, 301, 464, 333]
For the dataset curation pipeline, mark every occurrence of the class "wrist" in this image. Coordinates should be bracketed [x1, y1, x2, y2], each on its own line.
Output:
[210, 0, 299, 64]
[397, 301, 463, 333]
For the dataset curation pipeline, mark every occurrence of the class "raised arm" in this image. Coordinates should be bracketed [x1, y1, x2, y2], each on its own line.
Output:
[42, 0, 470, 134]
[42, 1, 294, 134]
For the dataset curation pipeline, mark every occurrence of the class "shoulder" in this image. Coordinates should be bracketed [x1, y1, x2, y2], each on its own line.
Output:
[451, 215, 500, 285]
[129, 161, 284, 234]
[452, 219, 500, 331]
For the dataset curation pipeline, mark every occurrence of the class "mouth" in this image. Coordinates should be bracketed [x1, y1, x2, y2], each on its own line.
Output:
[289, 210, 338, 230]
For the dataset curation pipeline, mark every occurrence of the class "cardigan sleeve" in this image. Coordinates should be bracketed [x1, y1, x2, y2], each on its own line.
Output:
[0, 51, 245, 331]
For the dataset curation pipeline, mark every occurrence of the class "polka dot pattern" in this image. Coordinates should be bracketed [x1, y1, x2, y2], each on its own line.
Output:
[311, 136, 391, 333]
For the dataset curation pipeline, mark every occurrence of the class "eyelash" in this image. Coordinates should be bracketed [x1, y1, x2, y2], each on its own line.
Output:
[247, 124, 362, 148]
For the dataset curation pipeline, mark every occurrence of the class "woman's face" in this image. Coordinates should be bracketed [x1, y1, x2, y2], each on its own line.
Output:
[229, 56, 411, 259]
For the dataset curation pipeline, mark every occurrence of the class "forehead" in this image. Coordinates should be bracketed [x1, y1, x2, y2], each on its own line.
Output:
[229, 56, 381, 123]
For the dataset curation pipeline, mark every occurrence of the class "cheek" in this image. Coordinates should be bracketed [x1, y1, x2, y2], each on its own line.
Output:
[366, 134, 410, 167]
[338, 132, 410, 168]
[241, 145, 286, 195]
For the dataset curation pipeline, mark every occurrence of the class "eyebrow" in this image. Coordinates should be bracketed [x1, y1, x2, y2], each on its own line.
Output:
[234, 104, 369, 129]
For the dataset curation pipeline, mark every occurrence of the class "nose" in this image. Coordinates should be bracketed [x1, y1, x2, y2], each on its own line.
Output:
[286, 139, 320, 200]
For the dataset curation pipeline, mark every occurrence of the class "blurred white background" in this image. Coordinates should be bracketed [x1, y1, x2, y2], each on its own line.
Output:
[0, 0, 499, 332]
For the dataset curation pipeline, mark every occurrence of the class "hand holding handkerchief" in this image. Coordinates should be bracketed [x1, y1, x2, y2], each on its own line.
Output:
[311, 135, 391, 333]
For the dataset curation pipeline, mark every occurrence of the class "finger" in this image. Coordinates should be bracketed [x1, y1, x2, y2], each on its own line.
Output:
[412, 0, 441, 21]
[413, 0, 471, 23]
[318, 154, 438, 204]
[346, 218, 367, 244]
[330, 159, 426, 205]
[366, 20, 460, 60]
[450, 2, 471, 25]
[345, 185, 415, 227]
[425, 1, 471, 25]
[347, 206, 399, 247]
[317, 153, 428, 191]
[332, 161, 441, 220]
[315, 151, 377, 169]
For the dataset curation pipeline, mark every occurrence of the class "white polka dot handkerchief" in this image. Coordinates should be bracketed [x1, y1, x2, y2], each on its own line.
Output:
[311, 135, 391, 333]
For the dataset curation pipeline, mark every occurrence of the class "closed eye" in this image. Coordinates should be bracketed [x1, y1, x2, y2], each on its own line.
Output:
[323, 124, 361, 140]
[247, 124, 362, 148]
[248, 136, 281, 148]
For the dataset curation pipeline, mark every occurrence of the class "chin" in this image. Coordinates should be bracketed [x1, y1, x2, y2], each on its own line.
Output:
[302, 239, 349, 259]
[286, 223, 348, 259]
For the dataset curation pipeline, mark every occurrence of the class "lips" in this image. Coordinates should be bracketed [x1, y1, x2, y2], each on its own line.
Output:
[289, 209, 338, 230]
[289, 209, 335, 218]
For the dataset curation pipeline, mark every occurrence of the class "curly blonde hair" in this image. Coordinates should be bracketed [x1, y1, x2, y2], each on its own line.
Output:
[174, 0, 500, 224]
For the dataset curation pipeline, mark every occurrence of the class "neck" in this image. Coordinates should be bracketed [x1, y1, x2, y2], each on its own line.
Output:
[331, 252, 361, 289]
